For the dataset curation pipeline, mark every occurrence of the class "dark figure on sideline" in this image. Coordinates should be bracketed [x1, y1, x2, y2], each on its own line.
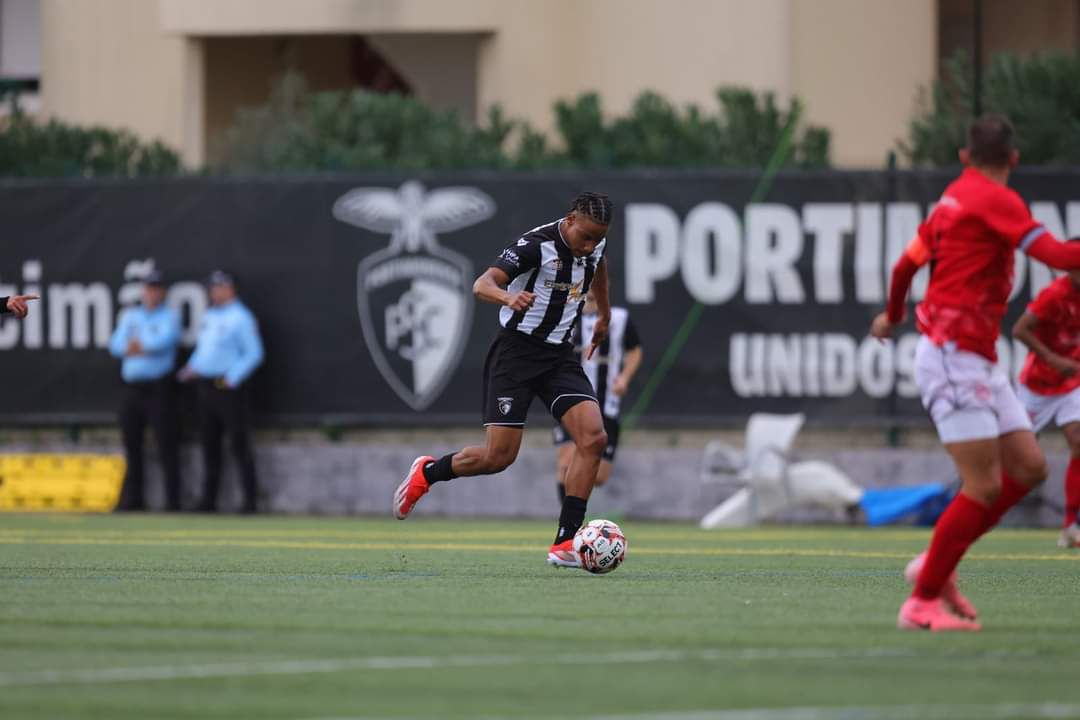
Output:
[108, 271, 182, 511]
[179, 271, 264, 513]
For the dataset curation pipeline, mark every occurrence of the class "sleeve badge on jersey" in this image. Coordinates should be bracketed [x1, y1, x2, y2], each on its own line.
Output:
[500, 249, 521, 266]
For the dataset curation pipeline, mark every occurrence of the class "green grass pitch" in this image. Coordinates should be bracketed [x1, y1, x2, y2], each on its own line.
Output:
[1, 513, 1079, 720]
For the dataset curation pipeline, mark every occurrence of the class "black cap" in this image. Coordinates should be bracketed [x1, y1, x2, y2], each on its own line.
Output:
[144, 270, 165, 286]
[207, 270, 235, 286]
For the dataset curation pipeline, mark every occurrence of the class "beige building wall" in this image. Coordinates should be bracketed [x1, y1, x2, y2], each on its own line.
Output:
[792, 0, 937, 167]
[39, 0, 203, 164]
[471, 0, 796, 138]
[42, 0, 938, 169]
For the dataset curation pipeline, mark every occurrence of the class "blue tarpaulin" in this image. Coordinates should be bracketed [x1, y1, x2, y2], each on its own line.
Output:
[860, 484, 953, 526]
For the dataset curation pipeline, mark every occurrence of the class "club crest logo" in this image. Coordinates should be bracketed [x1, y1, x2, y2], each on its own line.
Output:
[497, 397, 513, 416]
[333, 181, 496, 410]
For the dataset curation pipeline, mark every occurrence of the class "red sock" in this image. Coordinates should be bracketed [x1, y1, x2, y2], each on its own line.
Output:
[977, 472, 1031, 537]
[914, 493, 989, 600]
[1065, 458, 1080, 528]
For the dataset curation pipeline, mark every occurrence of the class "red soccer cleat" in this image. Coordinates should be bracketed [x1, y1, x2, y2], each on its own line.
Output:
[904, 551, 979, 620]
[897, 596, 981, 632]
[546, 539, 582, 568]
[393, 455, 434, 520]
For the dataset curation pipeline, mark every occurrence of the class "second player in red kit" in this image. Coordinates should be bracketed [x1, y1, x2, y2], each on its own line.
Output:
[1013, 264, 1080, 548]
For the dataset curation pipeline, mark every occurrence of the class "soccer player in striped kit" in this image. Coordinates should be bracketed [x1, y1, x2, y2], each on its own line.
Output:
[552, 295, 642, 500]
[872, 115, 1080, 631]
[394, 192, 614, 569]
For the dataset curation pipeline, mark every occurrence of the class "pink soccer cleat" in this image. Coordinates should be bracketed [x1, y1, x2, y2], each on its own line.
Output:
[897, 596, 981, 632]
[1058, 524, 1080, 549]
[393, 455, 434, 520]
[546, 539, 582, 568]
[904, 551, 979, 620]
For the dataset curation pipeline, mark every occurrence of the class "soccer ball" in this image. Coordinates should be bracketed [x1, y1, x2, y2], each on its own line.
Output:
[573, 519, 627, 574]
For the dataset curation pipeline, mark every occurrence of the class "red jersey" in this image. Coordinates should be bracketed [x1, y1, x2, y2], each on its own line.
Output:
[914, 168, 1046, 361]
[1019, 276, 1080, 395]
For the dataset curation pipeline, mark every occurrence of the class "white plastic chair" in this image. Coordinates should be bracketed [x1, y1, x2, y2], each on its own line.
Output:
[699, 413, 862, 528]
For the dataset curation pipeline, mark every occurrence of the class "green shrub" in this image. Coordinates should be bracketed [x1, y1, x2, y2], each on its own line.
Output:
[215, 73, 831, 172]
[0, 95, 181, 178]
[215, 73, 524, 173]
[902, 51, 1080, 166]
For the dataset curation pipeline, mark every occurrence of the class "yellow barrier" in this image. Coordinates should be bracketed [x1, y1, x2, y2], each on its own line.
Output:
[0, 454, 125, 512]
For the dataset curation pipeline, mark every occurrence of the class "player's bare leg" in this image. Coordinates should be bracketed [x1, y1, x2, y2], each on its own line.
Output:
[560, 401, 607, 501]
[449, 426, 524, 477]
[594, 460, 613, 487]
[905, 430, 1046, 621]
[1059, 422, 1080, 547]
[555, 443, 574, 502]
[394, 426, 523, 519]
[899, 437, 1002, 631]
[995, 429, 1048, 532]
[556, 441, 610, 502]
[548, 400, 607, 567]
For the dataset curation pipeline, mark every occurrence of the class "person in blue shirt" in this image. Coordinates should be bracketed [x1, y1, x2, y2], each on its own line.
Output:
[178, 270, 264, 513]
[108, 270, 182, 511]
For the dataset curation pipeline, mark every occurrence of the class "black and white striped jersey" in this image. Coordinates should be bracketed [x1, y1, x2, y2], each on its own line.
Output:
[575, 307, 641, 418]
[492, 218, 606, 346]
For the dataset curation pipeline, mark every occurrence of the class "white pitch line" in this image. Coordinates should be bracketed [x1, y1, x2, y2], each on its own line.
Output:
[310, 703, 1080, 720]
[0, 647, 972, 688]
[583, 703, 1080, 720]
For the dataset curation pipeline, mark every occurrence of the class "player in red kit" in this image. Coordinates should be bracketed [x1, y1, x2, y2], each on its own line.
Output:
[871, 115, 1080, 631]
[1012, 259, 1080, 548]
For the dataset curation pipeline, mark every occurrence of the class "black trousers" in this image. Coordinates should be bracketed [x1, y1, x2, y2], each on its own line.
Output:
[119, 379, 181, 511]
[198, 380, 258, 513]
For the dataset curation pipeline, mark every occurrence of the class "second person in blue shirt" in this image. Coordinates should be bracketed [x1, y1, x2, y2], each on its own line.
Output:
[179, 270, 265, 513]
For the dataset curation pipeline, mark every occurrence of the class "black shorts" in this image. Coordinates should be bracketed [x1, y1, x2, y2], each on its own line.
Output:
[553, 415, 621, 462]
[482, 329, 598, 426]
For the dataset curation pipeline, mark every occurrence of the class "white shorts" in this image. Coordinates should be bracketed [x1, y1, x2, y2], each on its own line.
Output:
[1016, 384, 1080, 433]
[914, 336, 1032, 443]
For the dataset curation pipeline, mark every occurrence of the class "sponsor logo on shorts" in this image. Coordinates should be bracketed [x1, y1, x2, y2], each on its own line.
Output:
[497, 397, 513, 416]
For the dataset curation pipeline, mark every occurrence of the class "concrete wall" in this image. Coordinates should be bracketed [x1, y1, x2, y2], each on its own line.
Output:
[16, 438, 1064, 528]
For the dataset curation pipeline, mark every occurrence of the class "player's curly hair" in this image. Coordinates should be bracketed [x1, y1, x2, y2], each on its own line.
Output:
[571, 191, 613, 225]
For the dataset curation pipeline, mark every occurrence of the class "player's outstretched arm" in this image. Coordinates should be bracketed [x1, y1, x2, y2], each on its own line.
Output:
[472, 267, 535, 312]
[1013, 311, 1080, 378]
[1026, 235, 1080, 270]
[591, 259, 611, 316]
[871, 236, 929, 339]
[612, 346, 643, 396]
[586, 259, 611, 360]
[1, 294, 39, 319]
